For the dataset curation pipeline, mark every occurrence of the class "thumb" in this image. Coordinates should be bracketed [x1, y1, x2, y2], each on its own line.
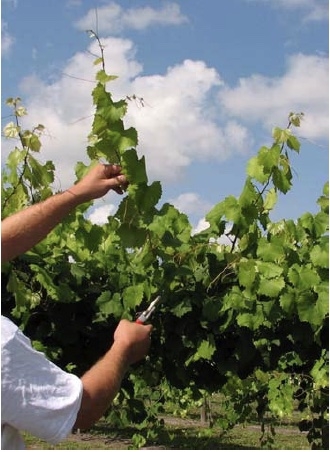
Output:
[144, 324, 153, 334]
[107, 174, 127, 188]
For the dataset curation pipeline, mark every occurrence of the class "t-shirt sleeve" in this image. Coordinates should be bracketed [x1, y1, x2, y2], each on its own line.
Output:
[1, 323, 83, 445]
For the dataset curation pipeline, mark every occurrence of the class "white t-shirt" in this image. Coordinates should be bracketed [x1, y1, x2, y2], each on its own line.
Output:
[1, 316, 83, 450]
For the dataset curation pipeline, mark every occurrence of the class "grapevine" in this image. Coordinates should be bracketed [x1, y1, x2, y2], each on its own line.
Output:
[1, 31, 328, 449]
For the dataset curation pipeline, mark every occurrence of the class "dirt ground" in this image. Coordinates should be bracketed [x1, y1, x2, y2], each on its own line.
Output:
[26, 415, 310, 450]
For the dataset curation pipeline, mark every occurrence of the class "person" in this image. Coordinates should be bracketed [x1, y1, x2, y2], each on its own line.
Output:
[1, 163, 153, 450]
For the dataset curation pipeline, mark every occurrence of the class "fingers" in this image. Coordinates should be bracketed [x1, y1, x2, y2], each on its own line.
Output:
[102, 163, 122, 177]
[102, 164, 129, 193]
[113, 320, 153, 364]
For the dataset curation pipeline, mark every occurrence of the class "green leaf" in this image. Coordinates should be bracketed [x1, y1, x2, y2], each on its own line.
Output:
[196, 338, 216, 359]
[3, 121, 20, 138]
[171, 300, 192, 317]
[96, 69, 118, 83]
[237, 311, 264, 330]
[279, 289, 295, 314]
[70, 263, 86, 283]
[122, 149, 147, 184]
[21, 131, 42, 152]
[116, 196, 139, 225]
[272, 127, 291, 144]
[296, 290, 328, 328]
[205, 201, 226, 233]
[288, 264, 321, 290]
[322, 181, 329, 196]
[117, 127, 138, 153]
[258, 144, 281, 171]
[287, 135, 300, 152]
[96, 292, 123, 319]
[257, 276, 285, 297]
[77, 222, 104, 252]
[257, 237, 284, 262]
[7, 271, 29, 311]
[256, 261, 283, 279]
[221, 196, 241, 223]
[268, 375, 294, 417]
[149, 203, 191, 242]
[91, 114, 107, 136]
[92, 93, 130, 122]
[133, 181, 162, 214]
[93, 57, 103, 66]
[317, 184, 329, 212]
[299, 210, 329, 237]
[238, 259, 256, 289]
[246, 155, 268, 183]
[123, 284, 144, 310]
[272, 166, 292, 194]
[117, 223, 147, 248]
[222, 286, 249, 311]
[278, 351, 303, 370]
[263, 188, 278, 211]
[239, 178, 258, 208]
[15, 106, 27, 117]
[298, 212, 314, 232]
[314, 281, 329, 318]
[314, 211, 329, 237]
[30, 264, 75, 302]
[310, 242, 329, 268]
[6, 97, 16, 106]
[310, 350, 329, 389]
[288, 112, 304, 127]
[27, 155, 55, 187]
[187, 336, 216, 364]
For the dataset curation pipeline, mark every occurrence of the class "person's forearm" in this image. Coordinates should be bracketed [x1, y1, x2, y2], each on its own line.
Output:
[1, 163, 128, 262]
[1, 190, 83, 262]
[73, 342, 130, 430]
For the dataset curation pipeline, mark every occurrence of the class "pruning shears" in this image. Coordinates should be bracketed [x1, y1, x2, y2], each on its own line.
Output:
[135, 295, 162, 324]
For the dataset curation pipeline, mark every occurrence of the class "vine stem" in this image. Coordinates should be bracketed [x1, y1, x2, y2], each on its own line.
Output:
[2, 104, 31, 210]
[87, 29, 106, 71]
[229, 119, 294, 253]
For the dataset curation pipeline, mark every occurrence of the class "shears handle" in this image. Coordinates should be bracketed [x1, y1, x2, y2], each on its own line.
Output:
[135, 295, 161, 324]
[135, 317, 146, 325]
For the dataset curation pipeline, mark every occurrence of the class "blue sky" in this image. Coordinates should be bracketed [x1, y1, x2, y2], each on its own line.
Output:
[1, 0, 329, 231]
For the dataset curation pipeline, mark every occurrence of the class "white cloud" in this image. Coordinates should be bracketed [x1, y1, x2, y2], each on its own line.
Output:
[123, 2, 188, 30]
[169, 194, 216, 236]
[87, 203, 116, 224]
[7, 34, 326, 206]
[192, 218, 234, 246]
[12, 36, 250, 190]
[219, 53, 329, 140]
[66, 0, 82, 8]
[247, 0, 329, 22]
[193, 218, 210, 234]
[1, 21, 14, 56]
[74, 1, 188, 35]
[126, 59, 250, 181]
[169, 192, 213, 216]
[15, 37, 142, 187]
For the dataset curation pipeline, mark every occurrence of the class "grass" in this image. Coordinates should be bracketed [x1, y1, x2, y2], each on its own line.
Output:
[22, 391, 316, 449]
[23, 418, 310, 450]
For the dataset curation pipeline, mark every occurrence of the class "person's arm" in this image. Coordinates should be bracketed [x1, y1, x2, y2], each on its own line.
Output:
[73, 319, 152, 430]
[1, 164, 127, 263]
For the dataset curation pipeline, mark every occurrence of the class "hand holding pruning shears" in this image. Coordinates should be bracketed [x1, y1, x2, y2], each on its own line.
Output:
[135, 295, 162, 324]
